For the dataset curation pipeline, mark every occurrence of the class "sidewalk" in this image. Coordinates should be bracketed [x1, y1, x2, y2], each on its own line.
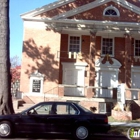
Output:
[109, 122, 140, 127]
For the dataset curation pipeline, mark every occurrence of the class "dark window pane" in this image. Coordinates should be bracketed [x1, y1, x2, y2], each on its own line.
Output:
[105, 9, 117, 16]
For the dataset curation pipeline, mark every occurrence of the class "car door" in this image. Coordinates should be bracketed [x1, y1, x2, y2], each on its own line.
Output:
[48, 103, 79, 134]
[15, 103, 53, 134]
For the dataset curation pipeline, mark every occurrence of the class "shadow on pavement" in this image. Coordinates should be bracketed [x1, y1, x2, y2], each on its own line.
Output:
[4, 133, 129, 140]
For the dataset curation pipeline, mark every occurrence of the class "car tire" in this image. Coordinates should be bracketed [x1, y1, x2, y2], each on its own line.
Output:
[74, 125, 89, 140]
[0, 121, 12, 138]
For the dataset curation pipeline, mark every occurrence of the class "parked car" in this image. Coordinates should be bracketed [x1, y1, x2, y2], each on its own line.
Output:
[0, 101, 110, 139]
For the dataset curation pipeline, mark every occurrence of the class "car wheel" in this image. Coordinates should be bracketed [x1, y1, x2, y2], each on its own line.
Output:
[74, 125, 89, 140]
[0, 121, 12, 138]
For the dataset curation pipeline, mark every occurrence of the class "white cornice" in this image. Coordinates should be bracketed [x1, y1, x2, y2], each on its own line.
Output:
[21, 0, 75, 18]
[52, 0, 140, 19]
[112, 0, 140, 14]
[22, 17, 140, 28]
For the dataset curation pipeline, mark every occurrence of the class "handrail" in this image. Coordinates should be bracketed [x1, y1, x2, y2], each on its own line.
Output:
[24, 94, 35, 104]
[44, 86, 58, 101]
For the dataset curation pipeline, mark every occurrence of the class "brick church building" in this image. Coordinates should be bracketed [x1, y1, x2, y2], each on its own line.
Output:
[20, 0, 140, 114]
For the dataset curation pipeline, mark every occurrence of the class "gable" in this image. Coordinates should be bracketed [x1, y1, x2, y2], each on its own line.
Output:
[21, 0, 140, 32]
[68, 1, 140, 23]
[50, 0, 140, 20]
[21, 0, 140, 20]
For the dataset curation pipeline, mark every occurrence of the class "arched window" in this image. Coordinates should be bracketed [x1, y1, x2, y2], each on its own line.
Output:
[105, 9, 117, 16]
[103, 5, 120, 17]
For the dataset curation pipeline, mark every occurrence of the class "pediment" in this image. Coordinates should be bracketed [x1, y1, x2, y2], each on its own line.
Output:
[21, 0, 140, 20]
[95, 58, 122, 68]
[67, 1, 140, 23]
[30, 70, 44, 78]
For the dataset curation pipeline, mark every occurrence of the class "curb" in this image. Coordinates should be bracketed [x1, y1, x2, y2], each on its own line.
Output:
[109, 122, 140, 127]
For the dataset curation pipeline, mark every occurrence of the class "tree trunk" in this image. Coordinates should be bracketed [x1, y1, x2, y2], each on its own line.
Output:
[0, 0, 14, 114]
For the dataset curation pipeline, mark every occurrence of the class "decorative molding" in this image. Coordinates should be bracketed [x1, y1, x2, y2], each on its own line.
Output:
[30, 70, 44, 78]
[103, 5, 120, 16]
[95, 58, 122, 68]
[22, 16, 140, 28]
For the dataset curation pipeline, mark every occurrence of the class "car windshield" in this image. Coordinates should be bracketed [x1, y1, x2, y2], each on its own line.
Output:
[78, 104, 93, 113]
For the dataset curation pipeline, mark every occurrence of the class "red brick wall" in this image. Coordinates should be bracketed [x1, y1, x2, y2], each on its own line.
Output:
[69, 1, 140, 22]
[115, 37, 125, 83]
[20, 22, 61, 93]
[36, 0, 95, 18]
[36, 1, 140, 23]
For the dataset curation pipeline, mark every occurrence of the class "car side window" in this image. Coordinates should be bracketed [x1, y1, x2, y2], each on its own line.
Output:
[56, 104, 78, 115]
[28, 104, 52, 115]
[69, 105, 78, 115]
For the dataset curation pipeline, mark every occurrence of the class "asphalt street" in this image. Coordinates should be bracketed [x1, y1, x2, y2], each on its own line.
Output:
[0, 133, 129, 140]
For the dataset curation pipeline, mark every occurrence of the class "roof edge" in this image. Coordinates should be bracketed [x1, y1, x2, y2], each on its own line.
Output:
[21, 0, 75, 18]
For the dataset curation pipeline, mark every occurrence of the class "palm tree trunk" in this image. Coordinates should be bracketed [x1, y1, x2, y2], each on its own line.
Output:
[0, 0, 14, 114]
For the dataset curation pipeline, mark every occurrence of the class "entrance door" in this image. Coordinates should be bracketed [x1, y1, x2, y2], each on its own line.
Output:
[99, 70, 116, 98]
[63, 69, 84, 96]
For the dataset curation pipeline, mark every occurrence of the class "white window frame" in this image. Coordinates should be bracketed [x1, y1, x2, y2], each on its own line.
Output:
[103, 5, 120, 17]
[99, 102, 106, 113]
[30, 77, 44, 94]
[101, 37, 114, 57]
[68, 35, 81, 53]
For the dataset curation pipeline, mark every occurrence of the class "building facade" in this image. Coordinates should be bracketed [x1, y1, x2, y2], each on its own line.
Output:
[20, 0, 140, 114]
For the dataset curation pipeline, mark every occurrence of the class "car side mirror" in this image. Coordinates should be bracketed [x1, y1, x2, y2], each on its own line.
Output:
[27, 111, 31, 115]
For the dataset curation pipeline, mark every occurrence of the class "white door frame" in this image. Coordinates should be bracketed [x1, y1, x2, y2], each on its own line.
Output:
[131, 66, 140, 99]
[95, 58, 122, 98]
[62, 62, 87, 96]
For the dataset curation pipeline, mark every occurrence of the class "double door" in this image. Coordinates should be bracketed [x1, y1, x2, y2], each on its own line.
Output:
[98, 70, 117, 98]
[63, 68, 84, 96]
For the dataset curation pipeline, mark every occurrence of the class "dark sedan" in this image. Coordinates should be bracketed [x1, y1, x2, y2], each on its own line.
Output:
[0, 101, 110, 140]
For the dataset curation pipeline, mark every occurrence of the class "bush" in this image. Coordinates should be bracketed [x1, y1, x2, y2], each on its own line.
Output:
[90, 107, 97, 113]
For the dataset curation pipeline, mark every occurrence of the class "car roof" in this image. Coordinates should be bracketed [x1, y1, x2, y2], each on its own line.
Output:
[38, 101, 76, 104]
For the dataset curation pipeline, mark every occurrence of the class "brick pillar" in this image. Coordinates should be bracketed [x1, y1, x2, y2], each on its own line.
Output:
[58, 85, 64, 97]
[124, 33, 132, 89]
[87, 31, 96, 98]
[86, 87, 94, 98]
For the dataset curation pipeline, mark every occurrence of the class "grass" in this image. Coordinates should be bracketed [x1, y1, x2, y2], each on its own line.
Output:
[108, 116, 140, 137]
[108, 116, 140, 123]
[109, 126, 130, 136]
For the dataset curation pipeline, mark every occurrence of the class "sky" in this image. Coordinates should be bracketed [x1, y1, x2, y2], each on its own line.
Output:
[10, 0, 55, 61]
